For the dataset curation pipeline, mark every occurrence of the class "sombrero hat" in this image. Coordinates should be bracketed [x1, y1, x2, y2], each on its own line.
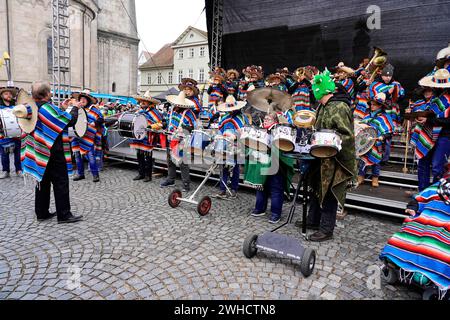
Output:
[0, 86, 19, 98]
[133, 90, 161, 105]
[166, 92, 195, 108]
[217, 95, 247, 112]
[336, 62, 355, 75]
[419, 69, 450, 89]
[71, 89, 98, 105]
[267, 74, 285, 83]
[369, 92, 388, 107]
[226, 69, 240, 79]
[178, 78, 200, 96]
[12, 89, 38, 134]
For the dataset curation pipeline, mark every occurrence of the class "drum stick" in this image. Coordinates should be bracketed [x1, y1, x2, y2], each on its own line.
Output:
[402, 100, 412, 174]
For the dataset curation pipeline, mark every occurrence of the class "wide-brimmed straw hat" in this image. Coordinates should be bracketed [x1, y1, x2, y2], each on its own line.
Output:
[178, 78, 200, 96]
[12, 89, 38, 134]
[0, 86, 19, 98]
[134, 90, 161, 105]
[217, 95, 247, 112]
[166, 92, 195, 108]
[226, 69, 240, 80]
[419, 68, 450, 89]
[266, 74, 285, 83]
[71, 89, 98, 105]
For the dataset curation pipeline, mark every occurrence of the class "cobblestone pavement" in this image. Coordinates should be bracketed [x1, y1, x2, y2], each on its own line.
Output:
[0, 163, 421, 300]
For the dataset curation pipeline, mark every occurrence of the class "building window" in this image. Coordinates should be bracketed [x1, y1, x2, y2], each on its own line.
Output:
[189, 48, 194, 58]
[199, 68, 205, 82]
[168, 71, 173, 84]
[112, 82, 116, 93]
[190, 33, 194, 38]
[157, 72, 162, 85]
[188, 69, 194, 79]
[179, 49, 184, 60]
[147, 73, 151, 85]
[178, 70, 183, 83]
[47, 37, 53, 75]
[199, 46, 205, 57]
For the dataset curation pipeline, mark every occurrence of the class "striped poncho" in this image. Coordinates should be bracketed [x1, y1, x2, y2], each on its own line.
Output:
[225, 81, 239, 97]
[360, 109, 394, 166]
[380, 183, 450, 295]
[369, 80, 405, 127]
[208, 85, 227, 116]
[21, 102, 72, 183]
[340, 78, 355, 104]
[410, 99, 440, 160]
[218, 112, 249, 135]
[71, 105, 103, 155]
[130, 107, 162, 152]
[167, 108, 197, 134]
[292, 82, 313, 112]
[188, 96, 203, 115]
[354, 79, 370, 119]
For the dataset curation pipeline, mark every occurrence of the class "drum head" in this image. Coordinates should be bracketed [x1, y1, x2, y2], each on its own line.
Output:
[133, 114, 148, 140]
[311, 146, 338, 159]
[273, 139, 294, 153]
[0, 109, 21, 138]
[355, 126, 377, 156]
[75, 108, 88, 137]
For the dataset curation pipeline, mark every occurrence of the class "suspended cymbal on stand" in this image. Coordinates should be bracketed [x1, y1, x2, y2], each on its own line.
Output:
[246, 88, 293, 114]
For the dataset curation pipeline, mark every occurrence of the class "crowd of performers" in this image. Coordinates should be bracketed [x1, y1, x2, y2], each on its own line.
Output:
[1, 44, 449, 298]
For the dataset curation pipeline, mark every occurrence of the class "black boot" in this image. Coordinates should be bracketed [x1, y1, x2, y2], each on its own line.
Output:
[93, 176, 100, 183]
[73, 175, 85, 182]
[143, 157, 153, 182]
[133, 175, 145, 181]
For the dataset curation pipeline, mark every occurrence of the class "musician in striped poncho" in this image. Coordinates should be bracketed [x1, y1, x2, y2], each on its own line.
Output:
[207, 70, 228, 120]
[357, 93, 395, 188]
[160, 92, 197, 192]
[214, 96, 249, 200]
[289, 67, 315, 112]
[18, 81, 83, 224]
[70, 91, 104, 183]
[380, 163, 450, 299]
[225, 69, 240, 99]
[412, 69, 450, 193]
[130, 91, 162, 183]
[178, 78, 203, 116]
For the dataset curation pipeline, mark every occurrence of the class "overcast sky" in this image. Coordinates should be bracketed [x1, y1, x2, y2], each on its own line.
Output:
[135, 0, 207, 54]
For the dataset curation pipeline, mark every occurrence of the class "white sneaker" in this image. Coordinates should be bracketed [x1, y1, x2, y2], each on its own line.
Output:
[0, 172, 10, 179]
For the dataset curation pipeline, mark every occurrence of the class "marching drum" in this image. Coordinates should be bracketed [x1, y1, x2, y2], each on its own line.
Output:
[310, 130, 342, 158]
[293, 110, 316, 129]
[354, 121, 377, 157]
[240, 126, 271, 151]
[271, 124, 296, 152]
[188, 130, 212, 156]
[67, 107, 88, 138]
[118, 112, 148, 140]
[0, 108, 22, 138]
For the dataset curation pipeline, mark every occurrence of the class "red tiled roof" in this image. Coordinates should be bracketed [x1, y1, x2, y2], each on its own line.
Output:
[139, 43, 174, 69]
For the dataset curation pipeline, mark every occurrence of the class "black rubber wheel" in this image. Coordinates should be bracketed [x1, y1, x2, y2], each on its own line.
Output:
[381, 265, 398, 285]
[300, 248, 316, 277]
[168, 189, 182, 208]
[422, 288, 439, 300]
[243, 234, 258, 259]
[197, 196, 212, 216]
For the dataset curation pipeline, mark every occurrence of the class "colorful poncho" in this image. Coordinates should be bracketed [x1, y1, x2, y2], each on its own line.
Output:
[21, 102, 72, 183]
[380, 183, 450, 295]
[369, 80, 405, 127]
[354, 90, 370, 119]
[225, 81, 239, 97]
[340, 78, 355, 104]
[208, 85, 227, 116]
[410, 99, 440, 160]
[360, 109, 394, 166]
[71, 105, 104, 155]
[188, 96, 203, 115]
[167, 108, 197, 134]
[218, 112, 249, 135]
[292, 83, 313, 112]
[130, 107, 162, 152]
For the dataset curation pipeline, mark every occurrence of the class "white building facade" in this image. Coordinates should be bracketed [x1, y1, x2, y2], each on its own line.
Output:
[139, 26, 210, 97]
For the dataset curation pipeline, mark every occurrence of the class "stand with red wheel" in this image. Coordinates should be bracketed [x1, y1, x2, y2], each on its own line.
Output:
[168, 164, 218, 216]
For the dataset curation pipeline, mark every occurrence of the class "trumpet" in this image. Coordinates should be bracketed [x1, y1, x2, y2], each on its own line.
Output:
[357, 46, 388, 83]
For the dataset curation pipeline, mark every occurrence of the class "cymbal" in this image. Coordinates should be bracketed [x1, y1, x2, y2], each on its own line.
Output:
[247, 88, 293, 113]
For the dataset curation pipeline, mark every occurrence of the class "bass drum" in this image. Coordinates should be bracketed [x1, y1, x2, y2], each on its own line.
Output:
[0, 108, 22, 138]
[67, 107, 88, 138]
[355, 121, 377, 157]
[118, 112, 148, 140]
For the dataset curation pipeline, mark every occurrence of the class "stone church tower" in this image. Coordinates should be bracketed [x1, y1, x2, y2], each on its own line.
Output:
[0, 0, 139, 96]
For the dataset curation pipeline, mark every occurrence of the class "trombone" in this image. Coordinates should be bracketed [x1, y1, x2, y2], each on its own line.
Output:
[357, 47, 388, 83]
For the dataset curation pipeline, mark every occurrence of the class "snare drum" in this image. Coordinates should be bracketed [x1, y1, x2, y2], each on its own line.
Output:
[0, 108, 22, 138]
[310, 130, 342, 158]
[67, 107, 88, 138]
[354, 121, 377, 157]
[118, 112, 148, 140]
[293, 110, 316, 128]
[271, 124, 296, 152]
[240, 126, 271, 151]
[188, 130, 212, 156]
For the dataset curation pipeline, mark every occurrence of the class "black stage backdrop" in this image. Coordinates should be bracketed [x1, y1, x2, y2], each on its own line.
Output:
[206, 0, 450, 92]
